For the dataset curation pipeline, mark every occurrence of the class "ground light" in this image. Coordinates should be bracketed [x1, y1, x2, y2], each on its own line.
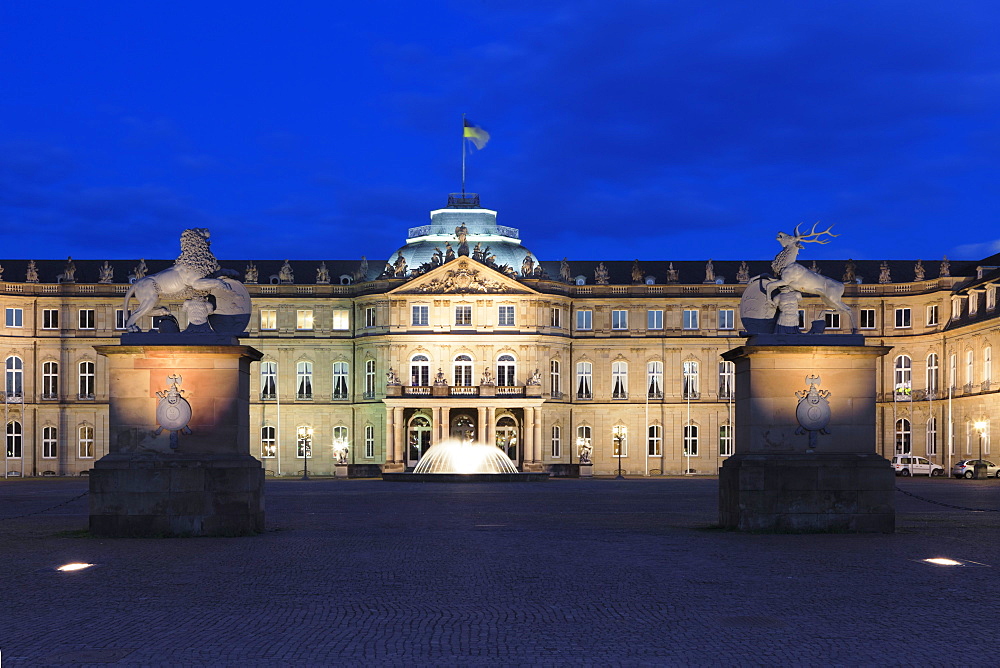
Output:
[56, 563, 94, 572]
[922, 558, 963, 566]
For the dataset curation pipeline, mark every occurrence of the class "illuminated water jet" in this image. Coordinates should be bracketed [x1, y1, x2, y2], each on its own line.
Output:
[383, 438, 548, 482]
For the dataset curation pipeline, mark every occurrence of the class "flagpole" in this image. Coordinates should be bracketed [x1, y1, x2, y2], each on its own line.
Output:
[461, 113, 466, 196]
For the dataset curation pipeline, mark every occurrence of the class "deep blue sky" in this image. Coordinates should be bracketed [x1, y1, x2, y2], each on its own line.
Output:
[3, 1, 1000, 264]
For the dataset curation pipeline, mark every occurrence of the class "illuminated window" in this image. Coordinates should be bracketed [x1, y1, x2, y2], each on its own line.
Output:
[6, 420, 22, 458]
[296, 426, 313, 459]
[611, 310, 628, 330]
[42, 308, 59, 330]
[647, 361, 663, 399]
[78, 425, 94, 459]
[576, 310, 592, 331]
[78, 309, 95, 330]
[718, 361, 735, 400]
[682, 309, 699, 330]
[895, 418, 912, 455]
[412, 305, 429, 327]
[551, 425, 561, 458]
[364, 425, 375, 459]
[260, 309, 277, 330]
[453, 354, 473, 386]
[5, 356, 23, 396]
[894, 355, 912, 401]
[497, 354, 516, 386]
[985, 347, 992, 385]
[576, 425, 592, 458]
[332, 361, 349, 400]
[718, 309, 735, 330]
[260, 361, 277, 400]
[410, 355, 430, 387]
[42, 425, 57, 459]
[682, 360, 699, 399]
[261, 426, 276, 458]
[612, 425, 627, 457]
[859, 308, 876, 329]
[498, 305, 515, 327]
[966, 350, 975, 386]
[720, 424, 734, 456]
[647, 424, 662, 456]
[332, 309, 350, 331]
[647, 309, 663, 330]
[78, 361, 95, 399]
[611, 361, 628, 399]
[42, 361, 58, 399]
[683, 424, 699, 456]
[296, 310, 314, 331]
[5, 307, 22, 328]
[576, 361, 592, 399]
[296, 361, 313, 400]
[455, 305, 472, 327]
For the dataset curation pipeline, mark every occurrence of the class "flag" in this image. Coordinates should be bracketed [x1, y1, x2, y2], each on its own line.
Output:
[463, 118, 490, 150]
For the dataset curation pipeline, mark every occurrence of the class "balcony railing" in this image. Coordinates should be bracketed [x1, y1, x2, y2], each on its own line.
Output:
[404, 386, 431, 396]
[496, 386, 524, 396]
[450, 386, 479, 396]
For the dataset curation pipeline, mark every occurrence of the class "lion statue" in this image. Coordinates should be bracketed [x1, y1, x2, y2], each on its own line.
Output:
[122, 228, 231, 332]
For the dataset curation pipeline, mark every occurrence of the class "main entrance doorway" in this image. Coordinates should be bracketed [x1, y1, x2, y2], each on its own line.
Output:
[496, 414, 519, 466]
[450, 413, 476, 442]
[407, 414, 432, 468]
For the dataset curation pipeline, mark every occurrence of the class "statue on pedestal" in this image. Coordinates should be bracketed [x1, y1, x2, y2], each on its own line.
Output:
[560, 258, 572, 283]
[631, 260, 643, 284]
[244, 263, 258, 284]
[98, 261, 114, 284]
[353, 256, 369, 282]
[842, 260, 856, 284]
[316, 262, 331, 284]
[26, 260, 39, 283]
[444, 242, 456, 263]
[58, 257, 77, 283]
[736, 261, 750, 284]
[878, 261, 891, 284]
[386, 368, 400, 386]
[665, 262, 679, 283]
[940, 256, 950, 278]
[914, 260, 925, 282]
[594, 262, 609, 285]
[278, 260, 294, 284]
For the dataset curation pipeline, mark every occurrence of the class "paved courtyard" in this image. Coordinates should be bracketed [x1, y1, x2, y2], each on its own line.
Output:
[2, 476, 999, 666]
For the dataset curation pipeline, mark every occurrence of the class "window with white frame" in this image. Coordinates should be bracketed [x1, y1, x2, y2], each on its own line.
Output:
[951, 296, 962, 320]
[860, 308, 876, 329]
[260, 361, 277, 399]
[966, 350, 975, 386]
[365, 306, 376, 328]
[454, 355, 473, 386]
[612, 425, 627, 457]
[5, 356, 23, 396]
[78, 361, 95, 399]
[895, 307, 911, 328]
[296, 310, 314, 331]
[551, 425, 562, 458]
[6, 420, 22, 458]
[576, 361, 593, 399]
[260, 309, 277, 330]
[682, 309, 699, 330]
[895, 418, 912, 454]
[970, 292, 979, 316]
[576, 425, 592, 456]
[683, 424, 699, 456]
[78, 424, 94, 458]
[549, 360, 561, 397]
[78, 309, 95, 330]
[682, 360, 699, 399]
[926, 418, 937, 456]
[949, 354, 957, 389]
[966, 421, 973, 455]
[983, 421, 991, 455]
[332, 309, 350, 330]
[333, 425, 349, 455]
[332, 361, 349, 400]
[926, 304, 939, 326]
[718, 361, 735, 400]
[647, 424, 662, 456]
[364, 425, 375, 458]
[42, 425, 57, 459]
[364, 360, 376, 398]
[647, 361, 663, 399]
[550, 307, 561, 329]
[115, 309, 128, 330]
[455, 305, 472, 327]
[611, 361, 628, 399]
[988, 287, 997, 311]
[497, 354, 516, 386]
[296, 361, 313, 399]
[410, 355, 430, 387]
[261, 426, 276, 458]
[611, 310, 628, 330]
[894, 355, 911, 400]
[411, 305, 429, 327]
[42, 308, 59, 330]
[647, 309, 663, 330]
[824, 312, 841, 330]
[42, 361, 58, 399]
[296, 426, 313, 458]
[718, 309, 735, 330]
[720, 424, 734, 456]
[926, 353, 939, 396]
[498, 305, 515, 327]
[985, 347, 992, 385]
[5, 307, 22, 328]
[576, 309, 592, 331]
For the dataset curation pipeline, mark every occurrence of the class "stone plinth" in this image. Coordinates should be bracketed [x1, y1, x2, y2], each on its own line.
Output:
[719, 337, 895, 533]
[89, 344, 264, 537]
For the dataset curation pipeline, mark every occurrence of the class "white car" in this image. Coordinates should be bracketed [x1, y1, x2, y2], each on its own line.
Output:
[891, 455, 945, 477]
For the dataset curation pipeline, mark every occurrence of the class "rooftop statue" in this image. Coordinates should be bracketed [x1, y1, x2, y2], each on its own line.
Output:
[58, 257, 76, 283]
[0, 264, 4, 281]
[704, 259, 715, 283]
[521, 252, 535, 277]
[914, 259, 925, 282]
[736, 261, 750, 284]
[26, 260, 38, 283]
[665, 262, 679, 283]
[940, 256, 950, 278]
[133, 259, 147, 280]
[98, 261, 114, 284]
[559, 258, 572, 283]
[631, 260, 643, 284]
[353, 256, 369, 282]
[878, 261, 891, 284]
[244, 262, 258, 284]
[594, 262, 609, 285]
[316, 261, 331, 284]
[444, 242, 456, 263]
[278, 260, 294, 284]
[842, 259, 856, 283]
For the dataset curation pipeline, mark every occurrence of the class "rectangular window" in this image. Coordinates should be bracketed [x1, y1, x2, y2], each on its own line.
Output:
[611, 361, 628, 399]
[42, 361, 58, 399]
[647, 361, 663, 399]
[683, 361, 699, 399]
[550, 307, 562, 329]
[42, 309, 59, 330]
[718, 309, 734, 330]
[683, 424, 699, 457]
[895, 308, 911, 329]
[611, 310, 628, 330]
[926, 419, 937, 457]
[970, 293, 979, 316]
[365, 360, 376, 399]
[115, 309, 128, 331]
[5, 307, 23, 328]
[260, 309, 277, 330]
[78, 309, 95, 330]
[612, 426, 627, 457]
[926, 304, 939, 326]
[718, 361, 734, 400]
[860, 308, 876, 329]
[42, 426, 58, 459]
[988, 288, 997, 311]
[576, 361, 593, 399]
[985, 347, 993, 385]
[549, 360, 561, 398]
[332, 361, 349, 400]
[455, 305, 472, 326]
[260, 361, 277, 400]
[551, 426, 561, 458]
[365, 425, 375, 459]
[296, 310, 314, 331]
[720, 425, 734, 457]
[412, 305, 429, 326]
[78, 425, 95, 459]
[332, 309, 350, 331]
[949, 354, 957, 389]
[824, 312, 841, 330]
[296, 362, 313, 400]
[261, 426, 276, 458]
[682, 309, 699, 330]
[498, 305, 515, 327]
[647, 310, 663, 330]
[576, 309, 592, 331]
[78, 361, 95, 399]
[647, 424, 662, 456]
[6, 421, 22, 458]
[365, 306, 376, 328]
[966, 350, 975, 386]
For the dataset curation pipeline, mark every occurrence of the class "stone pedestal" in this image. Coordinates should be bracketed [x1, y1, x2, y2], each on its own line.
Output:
[579, 464, 594, 478]
[89, 344, 264, 537]
[719, 337, 895, 533]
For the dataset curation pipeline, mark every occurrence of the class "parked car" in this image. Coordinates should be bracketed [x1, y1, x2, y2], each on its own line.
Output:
[951, 459, 1000, 479]
[891, 455, 945, 477]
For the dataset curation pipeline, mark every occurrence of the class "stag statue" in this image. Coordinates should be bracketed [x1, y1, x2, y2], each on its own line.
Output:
[767, 223, 856, 333]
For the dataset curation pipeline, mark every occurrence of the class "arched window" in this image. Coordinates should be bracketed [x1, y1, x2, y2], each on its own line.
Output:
[42, 425, 57, 459]
[612, 361, 628, 399]
[296, 361, 313, 400]
[576, 362, 592, 399]
[453, 354, 474, 387]
[260, 361, 277, 400]
[718, 361, 735, 400]
[6, 420, 22, 458]
[720, 424, 734, 457]
[966, 350, 975, 386]
[496, 354, 516, 386]
[895, 418, 912, 455]
[332, 361, 349, 400]
[647, 424, 662, 456]
[612, 425, 627, 457]
[364, 424, 375, 459]
[682, 361, 699, 399]
[364, 359, 377, 398]
[647, 361, 663, 399]
[551, 425, 561, 458]
[410, 354, 430, 387]
[261, 426, 276, 458]
[549, 360, 561, 398]
[683, 424, 699, 457]
[296, 425, 313, 458]
[985, 347, 993, 386]
[42, 361, 58, 400]
[926, 353, 939, 396]
[5, 356, 23, 396]
[926, 418, 937, 456]
[78, 424, 94, 458]
[894, 355, 911, 400]
[78, 361, 95, 399]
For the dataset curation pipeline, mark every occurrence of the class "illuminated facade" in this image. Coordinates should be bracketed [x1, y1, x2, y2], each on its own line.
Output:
[2, 194, 998, 477]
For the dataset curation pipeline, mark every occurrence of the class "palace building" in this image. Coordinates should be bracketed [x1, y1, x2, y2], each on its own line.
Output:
[2, 193, 999, 477]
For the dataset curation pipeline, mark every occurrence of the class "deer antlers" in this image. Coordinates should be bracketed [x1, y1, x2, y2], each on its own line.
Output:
[791, 222, 838, 244]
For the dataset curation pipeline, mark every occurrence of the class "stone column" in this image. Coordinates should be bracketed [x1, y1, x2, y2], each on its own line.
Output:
[441, 406, 451, 441]
[523, 407, 535, 464]
[386, 407, 395, 462]
[431, 407, 441, 445]
[477, 407, 487, 444]
[393, 407, 405, 464]
[486, 406, 496, 447]
[533, 411, 543, 463]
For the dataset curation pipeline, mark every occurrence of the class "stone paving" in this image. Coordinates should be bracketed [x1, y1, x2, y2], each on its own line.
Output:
[1, 476, 999, 667]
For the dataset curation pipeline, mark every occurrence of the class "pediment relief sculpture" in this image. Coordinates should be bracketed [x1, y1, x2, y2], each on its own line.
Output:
[403, 261, 525, 294]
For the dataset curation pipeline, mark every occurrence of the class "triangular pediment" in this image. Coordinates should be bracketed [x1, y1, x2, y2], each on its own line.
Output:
[390, 257, 535, 295]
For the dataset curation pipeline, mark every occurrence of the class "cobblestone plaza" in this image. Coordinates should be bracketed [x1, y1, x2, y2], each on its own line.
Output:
[2, 477, 999, 666]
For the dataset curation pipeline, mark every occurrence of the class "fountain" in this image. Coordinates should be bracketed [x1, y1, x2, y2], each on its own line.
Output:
[382, 438, 549, 482]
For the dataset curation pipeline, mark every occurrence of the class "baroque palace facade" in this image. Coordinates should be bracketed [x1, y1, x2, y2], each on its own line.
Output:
[2, 194, 999, 477]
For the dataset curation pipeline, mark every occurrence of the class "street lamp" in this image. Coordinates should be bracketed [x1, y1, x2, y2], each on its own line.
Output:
[974, 420, 988, 479]
[612, 425, 625, 479]
[298, 426, 313, 480]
